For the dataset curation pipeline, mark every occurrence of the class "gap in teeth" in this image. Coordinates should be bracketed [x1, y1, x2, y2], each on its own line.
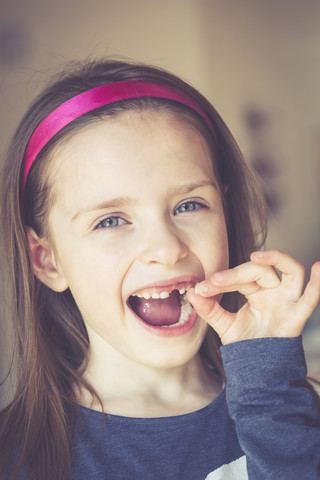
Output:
[132, 284, 192, 300]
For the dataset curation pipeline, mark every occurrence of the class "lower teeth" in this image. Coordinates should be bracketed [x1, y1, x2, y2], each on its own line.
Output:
[162, 296, 193, 328]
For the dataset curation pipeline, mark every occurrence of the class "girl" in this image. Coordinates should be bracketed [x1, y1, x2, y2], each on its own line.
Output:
[0, 59, 319, 480]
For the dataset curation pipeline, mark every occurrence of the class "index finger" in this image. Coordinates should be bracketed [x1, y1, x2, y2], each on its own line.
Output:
[250, 250, 305, 299]
[212, 261, 280, 289]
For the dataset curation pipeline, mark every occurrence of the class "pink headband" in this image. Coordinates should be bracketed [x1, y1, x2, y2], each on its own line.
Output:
[22, 81, 216, 192]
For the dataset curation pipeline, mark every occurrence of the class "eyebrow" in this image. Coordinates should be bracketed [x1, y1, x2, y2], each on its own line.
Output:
[72, 181, 218, 222]
[167, 181, 218, 197]
[72, 197, 133, 222]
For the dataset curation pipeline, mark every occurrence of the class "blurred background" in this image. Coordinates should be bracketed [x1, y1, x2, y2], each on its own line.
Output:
[0, 0, 319, 400]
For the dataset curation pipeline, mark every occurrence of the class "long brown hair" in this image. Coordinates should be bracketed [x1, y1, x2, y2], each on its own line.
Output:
[0, 59, 267, 479]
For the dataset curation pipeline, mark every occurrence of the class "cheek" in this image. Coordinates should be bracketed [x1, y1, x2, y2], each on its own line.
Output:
[195, 221, 229, 274]
[66, 237, 123, 275]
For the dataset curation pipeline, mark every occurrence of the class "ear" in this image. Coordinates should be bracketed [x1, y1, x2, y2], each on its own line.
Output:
[26, 227, 68, 292]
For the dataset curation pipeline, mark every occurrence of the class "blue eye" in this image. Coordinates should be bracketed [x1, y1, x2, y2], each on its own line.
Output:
[96, 216, 127, 229]
[174, 201, 206, 215]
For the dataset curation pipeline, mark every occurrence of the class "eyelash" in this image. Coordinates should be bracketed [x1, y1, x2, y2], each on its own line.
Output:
[95, 216, 129, 229]
[174, 200, 208, 215]
[95, 200, 208, 230]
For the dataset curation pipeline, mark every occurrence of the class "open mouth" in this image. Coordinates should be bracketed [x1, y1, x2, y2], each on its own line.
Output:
[128, 283, 194, 328]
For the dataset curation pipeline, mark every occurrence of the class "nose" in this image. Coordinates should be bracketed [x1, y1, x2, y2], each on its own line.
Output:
[138, 218, 188, 267]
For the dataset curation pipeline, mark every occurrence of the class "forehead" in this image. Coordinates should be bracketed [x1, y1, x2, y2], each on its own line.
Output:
[47, 110, 218, 208]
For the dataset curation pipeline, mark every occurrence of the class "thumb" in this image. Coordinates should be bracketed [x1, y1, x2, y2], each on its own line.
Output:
[187, 288, 235, 340]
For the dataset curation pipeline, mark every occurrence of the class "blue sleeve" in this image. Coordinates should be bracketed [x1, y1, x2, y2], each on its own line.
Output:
[220, 336, 320, 480]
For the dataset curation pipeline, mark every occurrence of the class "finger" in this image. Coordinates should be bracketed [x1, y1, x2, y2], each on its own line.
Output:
[194, 280, 219, 297]
[251, 250, 305, 299]
[294, 262, 320, 324]
[195, 262, 280, 297]
[196, 280, 261, 297]
[211, 262, 281, 290]
[187, 288, 235, 340]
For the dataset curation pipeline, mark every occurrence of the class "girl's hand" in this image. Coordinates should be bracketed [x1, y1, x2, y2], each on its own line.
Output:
[187, 250, 320, 345]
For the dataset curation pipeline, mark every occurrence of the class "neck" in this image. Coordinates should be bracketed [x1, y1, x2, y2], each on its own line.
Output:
[78, 329, 222, 418]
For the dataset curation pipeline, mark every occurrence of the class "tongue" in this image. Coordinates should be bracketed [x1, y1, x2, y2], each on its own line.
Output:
[129, 290, 181, 326]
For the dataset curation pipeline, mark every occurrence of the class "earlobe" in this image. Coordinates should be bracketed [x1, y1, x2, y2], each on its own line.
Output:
[26, 227, 68, 292]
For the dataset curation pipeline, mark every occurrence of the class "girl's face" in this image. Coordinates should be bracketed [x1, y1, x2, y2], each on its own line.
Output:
[43, 111, 229, 369]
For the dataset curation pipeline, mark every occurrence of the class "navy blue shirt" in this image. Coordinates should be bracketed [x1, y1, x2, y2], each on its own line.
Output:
[68, 337, 320, 479]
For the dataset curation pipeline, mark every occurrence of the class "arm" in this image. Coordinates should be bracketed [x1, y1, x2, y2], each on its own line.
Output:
[187, 250, 320, 479]
[221, 336, 320, 479]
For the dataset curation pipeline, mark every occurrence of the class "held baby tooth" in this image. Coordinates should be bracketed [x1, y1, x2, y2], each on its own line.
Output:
[195, 282, 209, 295]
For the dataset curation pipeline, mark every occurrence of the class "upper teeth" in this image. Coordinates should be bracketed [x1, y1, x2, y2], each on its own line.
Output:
[132, 284, 192, 300]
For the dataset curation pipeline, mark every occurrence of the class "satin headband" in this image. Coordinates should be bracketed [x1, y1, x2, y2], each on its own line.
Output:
[22, 81, 216, 192]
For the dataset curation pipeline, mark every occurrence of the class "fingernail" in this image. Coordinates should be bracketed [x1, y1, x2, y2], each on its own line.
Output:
[252, 251, 267, 257]
[195, 282, 209, 294]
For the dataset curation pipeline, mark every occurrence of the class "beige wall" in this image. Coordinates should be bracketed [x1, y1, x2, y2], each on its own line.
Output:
[1, 0, 319, 398]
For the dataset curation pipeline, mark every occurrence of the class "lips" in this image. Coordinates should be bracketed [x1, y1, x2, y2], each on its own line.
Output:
[127, 280, 196, 328]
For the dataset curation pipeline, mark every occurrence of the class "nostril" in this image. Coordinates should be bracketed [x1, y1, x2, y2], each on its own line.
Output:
[138, 237, 188, 267]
